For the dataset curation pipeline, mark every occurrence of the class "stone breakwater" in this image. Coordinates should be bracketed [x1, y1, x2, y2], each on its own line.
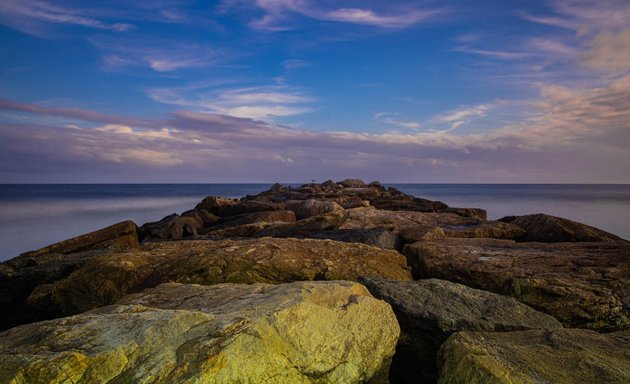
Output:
[1, 179, 629, 383]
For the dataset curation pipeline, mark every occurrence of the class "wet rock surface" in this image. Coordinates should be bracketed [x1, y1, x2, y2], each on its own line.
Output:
[360, 277, 561, 384]
[0, 281, 400, 384]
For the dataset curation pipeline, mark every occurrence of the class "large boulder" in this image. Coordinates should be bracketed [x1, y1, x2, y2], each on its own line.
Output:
[19, 220, 138, 257]
[506, 213, 626, 242]
[139, 210, 217, 241]
[0, 250, 110, 331]
[295, 229, 401, 250]
[285, 199, 344, 220]
[39, 237, 412, 316]
[360, 277, 561, 384]
[404, 238, 630, 331]
[0, 281, 400, 384]
[438, 329, 630, 384]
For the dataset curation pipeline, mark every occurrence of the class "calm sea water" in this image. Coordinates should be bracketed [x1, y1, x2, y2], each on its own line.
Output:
[0, 184, 628, 261]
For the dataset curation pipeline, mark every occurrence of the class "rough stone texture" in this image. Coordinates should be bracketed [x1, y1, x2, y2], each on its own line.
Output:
[360, 277, 561, 384]
[443, 221, 526, 240]
[438, 329, 630, 384]
[194, 195, 238, 214]
[404, 238, 630, 331]
[259, 211, 346, 237]
[285, 199, 344, 220]
[212, 210, 296, 228]
[19, 220, 138, 257]
[44, 237, 412, 316]
[509, 213, 626, 242]
[0, 281, 400, 384]
[139, 211, 218, 241]
[442, 207, 487, 221]
[0, 250, 111, 331]
[294, 229, 402, 250]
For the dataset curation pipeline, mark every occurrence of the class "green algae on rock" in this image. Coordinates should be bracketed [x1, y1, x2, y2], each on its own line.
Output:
[0, 281, 400, 384]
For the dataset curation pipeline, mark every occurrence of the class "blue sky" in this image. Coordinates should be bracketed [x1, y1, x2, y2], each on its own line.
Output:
[0, 0, 628, 183]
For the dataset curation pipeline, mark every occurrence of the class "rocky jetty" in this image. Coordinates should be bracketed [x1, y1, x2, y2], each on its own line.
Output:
[1, 179, 628, 383]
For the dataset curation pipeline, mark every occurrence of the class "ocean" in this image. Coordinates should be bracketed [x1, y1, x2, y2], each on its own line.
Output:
[1, 184, 628, 261]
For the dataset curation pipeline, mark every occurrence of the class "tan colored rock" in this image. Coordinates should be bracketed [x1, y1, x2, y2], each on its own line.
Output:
[47, 237, 412, 315]
[0, 281, 400, 384]
[438, 329, 630, 384]
[442, 221, 526, 240]
[286, 199, 344, 220]
[404, 238, 630, 331]
[19, 220, 138, 257]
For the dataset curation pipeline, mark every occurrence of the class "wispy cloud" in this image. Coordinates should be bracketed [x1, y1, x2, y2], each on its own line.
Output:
[438, 104, 489, 131]
[374, 113, 420, 130]
[90, 36, 218, 72]
[148, 83, 314, 120]
[0, 0, 133, 37]
[453, 46, 529, 60]
[223, 0, 442, 31]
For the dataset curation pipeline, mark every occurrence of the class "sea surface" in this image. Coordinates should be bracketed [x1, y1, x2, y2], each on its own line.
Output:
[0, 184, 628, 261]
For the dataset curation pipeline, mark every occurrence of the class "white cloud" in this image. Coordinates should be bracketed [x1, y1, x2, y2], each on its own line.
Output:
[0, 0, 133, 36]
[374, 113, 420, 130]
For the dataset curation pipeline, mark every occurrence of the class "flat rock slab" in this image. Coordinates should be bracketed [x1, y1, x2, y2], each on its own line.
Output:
[404, 238, 630, 331]
[438, 329, 630, 384]
[42, 237, 412, 316]
[360, 277, 561, 384]
[0, 281, 400, 384]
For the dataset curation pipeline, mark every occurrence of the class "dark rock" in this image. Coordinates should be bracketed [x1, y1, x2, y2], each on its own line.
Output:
[139, 212, 208, 241]
[194, 195, 238, 214]
[338, 178, 366, 188]
[259, 211, 346, 237]
[218, 199, 285, 217]
[360, 277, 562, 384]
[438, 329, 630, 384]
[294, 229, 401, 250]
[20, 220, 138, 257]
[404, 238, 630, 331]
[442, 207, 487, 220]
[0, 249, 110, 331]
[40, 238, 412, 316]
[213, 210, 296, 228]
[510, 213, 625, 242]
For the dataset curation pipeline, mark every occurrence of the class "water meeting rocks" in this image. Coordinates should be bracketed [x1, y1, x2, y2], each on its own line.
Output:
[438, 329, 630, 384]
[41, 237, 412, 316]
[0, 281, 400, 384]
[404, 238, 630, 331]
[360, 277, 561, 384]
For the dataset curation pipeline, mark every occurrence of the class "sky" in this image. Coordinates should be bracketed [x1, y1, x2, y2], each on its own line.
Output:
[0, 0, 629, 183]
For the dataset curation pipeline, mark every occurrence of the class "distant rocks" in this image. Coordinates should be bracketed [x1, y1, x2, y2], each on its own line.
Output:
[502, 213, 625, 242]
[439, 329, 630, 384]
[404, 238, 630, 331]
[2, 178, 628, 383]
[0, 281, 400, 384]
[360, 277, 561, 383]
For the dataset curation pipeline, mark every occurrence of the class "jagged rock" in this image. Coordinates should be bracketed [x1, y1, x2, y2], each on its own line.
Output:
[293, 229, 402, 250]
[285, 199, 344, 220]
[442, 207, 487, 220]
[0, 281, 400, 384]
[360, 277, 562, 384]
[404, 238, 630, 331]
[507, 213, 625, 242]
[218, 199, 285, 217]
[139, 211, 211, 240]
[442, 221, 526, 240]
[194, 195, 238, 214]
[20, 220, 138, 257]
[212, 210, 296, 228]
[338, 178, 367, 188]
[43, 237, 412, 316]
[438, 329, 630, 384]
[339, 207, 477, 245]
[259, 211, 346, 237]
